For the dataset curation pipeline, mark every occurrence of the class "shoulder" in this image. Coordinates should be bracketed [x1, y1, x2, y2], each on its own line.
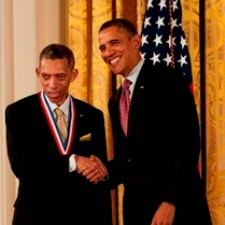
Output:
[5, 93, 39, 112]
[141, 59, 190, 85]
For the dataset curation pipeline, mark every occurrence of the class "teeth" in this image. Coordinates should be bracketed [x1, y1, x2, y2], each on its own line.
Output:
[110, 57, 119, 65]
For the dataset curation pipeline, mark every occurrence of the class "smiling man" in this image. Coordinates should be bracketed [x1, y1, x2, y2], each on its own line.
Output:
[96, 18, 212, 225]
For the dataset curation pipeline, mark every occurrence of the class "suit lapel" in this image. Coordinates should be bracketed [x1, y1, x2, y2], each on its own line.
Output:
[128, 62, 149, 134]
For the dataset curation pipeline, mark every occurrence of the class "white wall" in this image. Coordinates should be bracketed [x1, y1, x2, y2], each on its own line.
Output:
[0, 0, 66, 224]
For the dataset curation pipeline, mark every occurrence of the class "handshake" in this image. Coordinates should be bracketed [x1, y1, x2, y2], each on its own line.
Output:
[74, 154, 108, 184]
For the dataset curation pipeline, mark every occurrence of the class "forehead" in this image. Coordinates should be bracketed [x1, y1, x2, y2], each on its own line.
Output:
[40, 58, 69, 72]
[98, 26, 129, 43]
[40, 58, 68, 66]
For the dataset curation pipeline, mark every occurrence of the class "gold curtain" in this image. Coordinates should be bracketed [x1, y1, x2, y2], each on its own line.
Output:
[68, 0, 225, 224]
[205, 1, 225, 225]
[181, 1, 225, 224]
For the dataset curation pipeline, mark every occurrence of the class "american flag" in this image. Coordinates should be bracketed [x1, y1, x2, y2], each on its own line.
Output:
[140, 0, 193, 86]
[141, 0, 202, 174]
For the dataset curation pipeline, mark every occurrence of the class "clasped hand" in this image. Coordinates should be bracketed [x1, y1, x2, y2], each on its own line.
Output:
[75, 155, 108, 184]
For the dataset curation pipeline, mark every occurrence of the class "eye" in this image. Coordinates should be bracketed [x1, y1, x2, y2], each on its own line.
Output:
[99, 45, 106, 53]
[111, 40, 119, 46]
[56, 74, 66, 80]
[42, 74, 50, 80]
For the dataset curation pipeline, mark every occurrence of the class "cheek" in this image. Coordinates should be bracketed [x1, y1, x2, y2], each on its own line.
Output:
[39, 79, 47, 87]
[61, 80, 71, 89]
[100, 52, 106, 60]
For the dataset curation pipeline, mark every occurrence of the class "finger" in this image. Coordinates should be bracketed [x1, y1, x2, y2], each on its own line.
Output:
[90, 155, 102, 167]
[87, 169, 102, 183]
[86, 168, 100, 179]
[90, 156, 107, 172]
[77, 166, 86, 174]
[77, 165, 92, 174]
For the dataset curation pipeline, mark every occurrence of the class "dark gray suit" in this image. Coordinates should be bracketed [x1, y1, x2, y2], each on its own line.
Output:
[107, 60, 212, 225]
[5, 93, 112, 225]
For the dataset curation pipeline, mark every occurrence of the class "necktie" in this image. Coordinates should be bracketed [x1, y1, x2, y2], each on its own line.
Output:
[119, 79, 132, 136]
[55, 108, 68, 143]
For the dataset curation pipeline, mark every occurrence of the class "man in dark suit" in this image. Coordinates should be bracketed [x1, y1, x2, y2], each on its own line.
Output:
[5, 43, 112, 225]
[94, 18, 212, 225]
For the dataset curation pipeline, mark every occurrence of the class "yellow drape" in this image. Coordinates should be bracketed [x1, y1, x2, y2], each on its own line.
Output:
[68, 0, 225, 224]
[205, 1, 225, 225]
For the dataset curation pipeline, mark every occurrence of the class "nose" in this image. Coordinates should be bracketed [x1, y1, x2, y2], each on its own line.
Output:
[49, 76, 59, 88]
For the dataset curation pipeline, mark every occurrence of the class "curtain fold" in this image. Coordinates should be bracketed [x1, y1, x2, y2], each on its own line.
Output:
[205, 1, 225, 224]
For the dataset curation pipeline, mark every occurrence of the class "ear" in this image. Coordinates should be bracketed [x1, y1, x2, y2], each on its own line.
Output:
[71, 68, 78, 83]
[132, 34, 142, 49]
[35, 68, 40, 77]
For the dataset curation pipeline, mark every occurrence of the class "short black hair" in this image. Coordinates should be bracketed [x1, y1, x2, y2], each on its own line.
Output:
[99, 18, 138, 38]
[39, 43, 75, 69]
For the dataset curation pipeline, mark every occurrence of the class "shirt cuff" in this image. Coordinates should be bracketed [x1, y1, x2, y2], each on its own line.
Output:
[69, 154, 77, 172]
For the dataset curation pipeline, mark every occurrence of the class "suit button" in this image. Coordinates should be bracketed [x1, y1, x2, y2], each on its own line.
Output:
[127, 158, 132, 163]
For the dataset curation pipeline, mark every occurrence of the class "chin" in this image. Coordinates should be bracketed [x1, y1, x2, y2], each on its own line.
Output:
[111, 68, 120, 75]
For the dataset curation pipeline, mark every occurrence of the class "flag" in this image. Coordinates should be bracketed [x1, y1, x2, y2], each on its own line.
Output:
[140, 0, 201, 174]
[140, 0, 193, 90]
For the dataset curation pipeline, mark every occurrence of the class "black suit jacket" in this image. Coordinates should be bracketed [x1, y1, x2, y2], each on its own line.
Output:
[107, 60, 212, 225]
[5, 93, 112, 225]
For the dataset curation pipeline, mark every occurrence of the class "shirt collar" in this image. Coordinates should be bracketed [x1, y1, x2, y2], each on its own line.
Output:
[121, 58, 145, 97]
[43, 92, 71, 119]
[125, 58, 145, 85]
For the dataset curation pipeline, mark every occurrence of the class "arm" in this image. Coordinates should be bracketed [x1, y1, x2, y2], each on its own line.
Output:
[75, 106, 109, 184]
